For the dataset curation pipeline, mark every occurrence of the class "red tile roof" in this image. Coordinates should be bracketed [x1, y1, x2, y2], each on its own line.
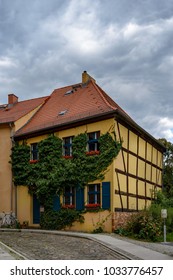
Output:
[0, 96, 48, 124]
[14, 80, 129, 137]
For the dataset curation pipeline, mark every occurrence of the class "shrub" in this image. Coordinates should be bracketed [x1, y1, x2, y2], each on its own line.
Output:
[40, 209, 84, 230]
[149, 200, 173, 233]
[123, 211, 162, 241]
[167, 207, 173, 232]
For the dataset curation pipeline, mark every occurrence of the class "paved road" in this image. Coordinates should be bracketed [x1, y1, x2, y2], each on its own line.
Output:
[0, 231, 128, 260]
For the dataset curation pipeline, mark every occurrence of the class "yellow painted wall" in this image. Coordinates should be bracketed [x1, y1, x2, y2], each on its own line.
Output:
[0, 125, 14, 213]
[129, 131, 137, 154]
[67, 210, 112, 233]
[129, 154, 137, 175]
[138, 137, 146, 158]
[17, 186, 33, 224]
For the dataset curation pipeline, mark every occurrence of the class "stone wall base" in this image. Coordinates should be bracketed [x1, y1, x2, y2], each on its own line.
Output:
[112, 212, 134, 231]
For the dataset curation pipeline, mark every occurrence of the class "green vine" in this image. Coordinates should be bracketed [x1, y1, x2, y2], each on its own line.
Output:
[10, 142, 30, 186]
[40, 209, 84, 230]
[11, 132, 122, 211]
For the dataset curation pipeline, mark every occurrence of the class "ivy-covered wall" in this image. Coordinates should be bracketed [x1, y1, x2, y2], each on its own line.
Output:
[11, 132, 121, 211]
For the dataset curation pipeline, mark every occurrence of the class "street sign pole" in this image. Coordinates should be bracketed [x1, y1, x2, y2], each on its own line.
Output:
[161, 209, 167, 243]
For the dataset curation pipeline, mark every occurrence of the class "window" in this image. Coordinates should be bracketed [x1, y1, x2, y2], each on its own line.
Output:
[64, 186, 75, 206]
[63, 136, 73, 156]
[87, 131, 100, 152]
[87, 184, 100, 204]
[31, 143, 39, 160]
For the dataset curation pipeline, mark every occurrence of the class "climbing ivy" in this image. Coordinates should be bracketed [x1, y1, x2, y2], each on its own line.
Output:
[11, 132, 122, 211]
[10, 142, 30, 186]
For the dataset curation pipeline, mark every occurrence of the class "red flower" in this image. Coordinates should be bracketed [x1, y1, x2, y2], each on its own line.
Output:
[85, 203, 100, 208]
[86, 151, 100, 156]
[62, 204, 75, 209]
[29, 159, 39, 164]
[62, 155, 73, 159]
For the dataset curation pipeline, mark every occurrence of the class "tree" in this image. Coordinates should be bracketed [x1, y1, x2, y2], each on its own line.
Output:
[11, 132, 122, 211]
[158, 138, 173, 197]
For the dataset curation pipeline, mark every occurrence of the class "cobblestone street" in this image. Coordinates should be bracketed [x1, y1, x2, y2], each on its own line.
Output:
[0, 231, 127, 260]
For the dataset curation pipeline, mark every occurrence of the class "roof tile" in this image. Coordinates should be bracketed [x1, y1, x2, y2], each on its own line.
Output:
[15, 80, 127, 137]
[0, 96, 48, 124]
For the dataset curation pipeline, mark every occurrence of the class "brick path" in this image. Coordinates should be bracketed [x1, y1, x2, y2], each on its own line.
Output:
[0, 231, 127, 260]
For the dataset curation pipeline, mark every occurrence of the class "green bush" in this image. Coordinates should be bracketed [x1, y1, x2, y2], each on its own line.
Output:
[40, 209, 84, 230]
[123, 211, 162, 241]
[167, 207, 173, 232]
[149, 197, 173, 233]
[155, 190, 173, 207]
[114, 193, 173, 242]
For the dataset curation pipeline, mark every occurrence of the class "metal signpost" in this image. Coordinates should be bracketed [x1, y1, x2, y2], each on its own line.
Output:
[161, 209, 167, 243]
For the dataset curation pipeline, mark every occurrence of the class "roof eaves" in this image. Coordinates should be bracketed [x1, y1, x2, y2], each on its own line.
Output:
[14, 110, 117, 140]
[0, 117, 16, 124]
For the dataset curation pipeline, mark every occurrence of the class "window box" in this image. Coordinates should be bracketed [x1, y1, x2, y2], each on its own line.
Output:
[62, 155, 73, 159]
[86, 150, 100, 156]
[85, 203, 100, 209]
[29, 159, 39, 164]
[61, 204, 75, 209]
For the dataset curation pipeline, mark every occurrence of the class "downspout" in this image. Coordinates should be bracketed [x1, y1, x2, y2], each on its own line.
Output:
[9, 122, 16, 215]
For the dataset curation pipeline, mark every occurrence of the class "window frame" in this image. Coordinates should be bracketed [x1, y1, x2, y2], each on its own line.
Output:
[87, 131, 100, 152]
[87, 183, 100, 205]
[30, 143, 39, 160]
[63, 136, 73, 156]
[63, 186, 75, 206]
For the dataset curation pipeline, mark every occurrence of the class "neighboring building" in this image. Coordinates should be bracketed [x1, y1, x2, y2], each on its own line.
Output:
[0, 71, 165, 232]
[0, 94, 48, 214]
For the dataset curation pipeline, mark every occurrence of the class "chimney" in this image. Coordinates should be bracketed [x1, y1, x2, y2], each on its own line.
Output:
[82, 70, 96, 85]
[8, 94, 18, 106]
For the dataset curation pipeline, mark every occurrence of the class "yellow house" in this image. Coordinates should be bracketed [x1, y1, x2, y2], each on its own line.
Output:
[1, 71, 165, 232]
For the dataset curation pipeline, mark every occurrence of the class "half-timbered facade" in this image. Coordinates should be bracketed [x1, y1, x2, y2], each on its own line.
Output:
[114, 117, 163, 211]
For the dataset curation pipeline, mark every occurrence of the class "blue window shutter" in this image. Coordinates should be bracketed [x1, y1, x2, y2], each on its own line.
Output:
[33, 194, 40, 224]
[102, 182, 110, 209]
[76, 187, 84, 211]
[53, 195, 60, 211]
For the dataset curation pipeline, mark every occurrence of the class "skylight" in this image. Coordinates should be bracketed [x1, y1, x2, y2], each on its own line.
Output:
[64, 90, 74, 96]
[58, 110, 67, 116]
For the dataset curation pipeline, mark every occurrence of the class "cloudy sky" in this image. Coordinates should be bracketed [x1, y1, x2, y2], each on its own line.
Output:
[0, 0, 173, 142]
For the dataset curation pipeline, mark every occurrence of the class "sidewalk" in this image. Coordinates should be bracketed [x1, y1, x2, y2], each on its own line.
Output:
[53, 230, 173, 260]
[0, 229, 173, 260]
[0, 241, 26, 260]
[0, 242, 15, 260]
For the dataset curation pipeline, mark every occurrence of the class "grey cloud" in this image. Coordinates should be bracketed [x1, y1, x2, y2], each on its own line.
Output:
[0, 0, 173, 141]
